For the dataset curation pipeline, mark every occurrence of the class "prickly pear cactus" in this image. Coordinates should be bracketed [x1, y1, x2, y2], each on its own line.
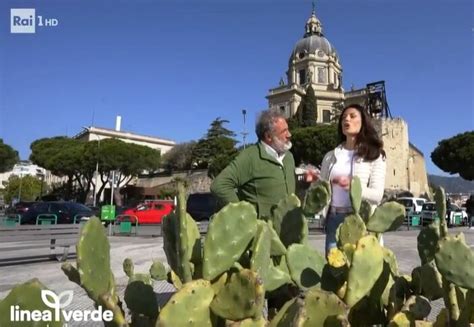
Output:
[268, 297, 305, 327]
[265, 261, 293, 292]
[158, 279, 214, 326]
[124, 279, 158, 321]
[344, 235, 384, 307]
[149, 260, 167, 281]
[434, 233, 474, 290]
[401, 295, 431, 320]
[303, 288, 347, 326]
[302, 180, 331, 216]
[411, 262, 444, 301]
[336, 214, 367, 247]
[210, 269, 265, 321]
[280, 207, 308, 247]
[366, 202, 406, 233]
[250, 221, 272, 288]
[349, 176, 362, 214]
[226, 317, 268, 326]
[123, 258, 134, 278]
[162, 182, 200, 283]
[286, 243, 326, 290]
[62, 217, 117, 304]
[203, 202, 258, 281]
[417, 220, 440, 265]
[359, 200, 373, 224]
[271, 194, 300, 235]
[0, 279, 63, 327]
[267, 220, 287, 256]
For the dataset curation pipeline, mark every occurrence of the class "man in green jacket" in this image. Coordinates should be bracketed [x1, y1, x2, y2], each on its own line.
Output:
[211, 110, 295, 218]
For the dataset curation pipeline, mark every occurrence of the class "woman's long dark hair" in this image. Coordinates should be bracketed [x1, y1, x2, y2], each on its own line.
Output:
[337, 104, 386, 161]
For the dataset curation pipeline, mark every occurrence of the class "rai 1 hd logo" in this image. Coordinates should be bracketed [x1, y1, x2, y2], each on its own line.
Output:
[9, 289, 114, 325]
[10, 8, 59, 34]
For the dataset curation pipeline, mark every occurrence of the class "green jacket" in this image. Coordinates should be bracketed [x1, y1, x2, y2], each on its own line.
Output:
[210, 143, 295, 218]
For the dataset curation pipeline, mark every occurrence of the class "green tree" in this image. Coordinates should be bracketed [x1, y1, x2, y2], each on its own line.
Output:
[290, 124, 338, 167]
[2, 175, 45, 204]
[0, 139, 19, 173]
[93, 138, 161, 205]
[290, 84, 318, 128]
[161, 141, 196, 171]
[192, 118, 238, 178]
[30, 137, 86, 200]
[431, 131, 474, 181]
[301, 84, 318, 127]
[30, 137, 161, 204]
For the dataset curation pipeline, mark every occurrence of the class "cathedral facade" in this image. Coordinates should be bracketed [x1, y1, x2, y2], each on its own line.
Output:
[266, 9, 430, 198]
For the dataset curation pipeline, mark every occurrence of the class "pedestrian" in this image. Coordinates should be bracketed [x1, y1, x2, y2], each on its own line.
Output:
[319, 104, 386, 256]
[211, 110, 295, 218]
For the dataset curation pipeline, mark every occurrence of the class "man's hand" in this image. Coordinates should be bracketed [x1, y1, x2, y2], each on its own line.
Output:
[304, 166, 320, 183]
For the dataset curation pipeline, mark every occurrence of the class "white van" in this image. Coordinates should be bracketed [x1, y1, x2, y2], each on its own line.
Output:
[396, 197, 427, 214]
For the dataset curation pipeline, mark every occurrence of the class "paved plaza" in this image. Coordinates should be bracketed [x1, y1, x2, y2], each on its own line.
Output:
[0, 226, 473, 326]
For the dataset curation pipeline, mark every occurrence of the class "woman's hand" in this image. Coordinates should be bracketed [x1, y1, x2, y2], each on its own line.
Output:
[332, 176, 351, 190]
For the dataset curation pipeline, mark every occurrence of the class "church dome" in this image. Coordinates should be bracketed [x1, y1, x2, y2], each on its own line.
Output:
[290, 10, 338, 60]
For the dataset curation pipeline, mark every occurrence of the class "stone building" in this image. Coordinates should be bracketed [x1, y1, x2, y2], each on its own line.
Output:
[267, 9, 430, 197]
[267, 10, 344, 122]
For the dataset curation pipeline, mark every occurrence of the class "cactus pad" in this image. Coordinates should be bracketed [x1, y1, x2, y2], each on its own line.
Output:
[124, 279, 158, 320]
[435, 234, 474, 290]
[210, 269, 265, 321]
[158, 279, 214, 326]
[344, 235, 384, 307]
[286, 243, 326, 290]
[76, 217, 114, 302]
[366, 202, 406, 233]
[271, 194, 300, 235]
[0, 279, 63, 327]
[336, 214, 367, 247]
[359, 200, 373, 224]
[123, 258, 134, 278]
[349, 176, 362, 214]
[303, 180, 331, 216]
[203, 202, 258, 281]
[268, 298, 305, 327]
[401, 295, 431, 320]
[303, 288, 347, 326]
[250, 221, 272, 287]
[267, 220, 287, 256]
[150, 260, 167, 281]
[417, 220, 440, 265]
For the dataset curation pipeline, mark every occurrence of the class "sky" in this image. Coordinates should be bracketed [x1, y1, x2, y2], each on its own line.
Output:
[0, 0, 472, 176]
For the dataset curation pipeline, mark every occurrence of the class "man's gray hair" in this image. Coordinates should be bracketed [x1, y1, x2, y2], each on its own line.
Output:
[255, 110, 287, 141]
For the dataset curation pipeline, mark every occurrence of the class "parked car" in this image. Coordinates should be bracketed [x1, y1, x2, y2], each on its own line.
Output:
[421, 202, 466, 227]
[20, 201, 94, 224]
[186, 193, 220, 222]
[122, 200, 174, 224]
[420, 202, 437, 226]
[395, 197, 426, 215]
[6, 201, 38, 218]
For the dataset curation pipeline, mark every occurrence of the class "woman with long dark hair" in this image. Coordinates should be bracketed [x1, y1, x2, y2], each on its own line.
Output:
[319, 104, 386, 256]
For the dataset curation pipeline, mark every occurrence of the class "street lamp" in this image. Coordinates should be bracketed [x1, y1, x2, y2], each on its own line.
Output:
[82, 126, 100, 207]
[241, 109, 248, 149]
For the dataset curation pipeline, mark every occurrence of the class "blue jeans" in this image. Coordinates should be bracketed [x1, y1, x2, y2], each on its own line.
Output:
[325, 212, 347, 256]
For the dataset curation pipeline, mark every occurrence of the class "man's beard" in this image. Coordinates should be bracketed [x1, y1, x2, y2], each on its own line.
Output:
[272, 137, 292, 155]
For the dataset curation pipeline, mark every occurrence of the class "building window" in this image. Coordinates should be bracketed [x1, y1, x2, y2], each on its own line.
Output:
[322, 110, 331, 123]
[299, 69, 306, 85]
[318, 67, 327, 84]
[393, 169, 396, 176]
[279, 106, 285, 114]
